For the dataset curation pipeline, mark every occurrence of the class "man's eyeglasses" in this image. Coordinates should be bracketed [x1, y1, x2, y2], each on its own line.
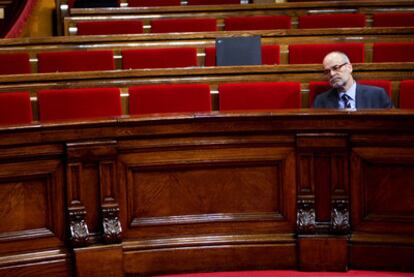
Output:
[323, 63, 348, 75]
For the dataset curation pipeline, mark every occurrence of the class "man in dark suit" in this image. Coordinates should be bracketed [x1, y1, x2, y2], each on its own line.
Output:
[313, 51, 393, 109]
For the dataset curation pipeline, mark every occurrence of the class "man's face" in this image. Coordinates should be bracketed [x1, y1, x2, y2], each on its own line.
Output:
[323, 54, 353, 91]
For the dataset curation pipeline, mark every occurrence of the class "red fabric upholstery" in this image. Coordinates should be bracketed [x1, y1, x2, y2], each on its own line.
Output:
[68, 0, 76, 8]
[373, 42, 414, 63]
[308, 81, 330, 108]
[224, 15, 291, 31]
[38, 87, 122, 121]
[77, 20, 144, 35]
[129, 84, 212, 114]
[299, 13, 366, 29]
[0, 53, 31, 75]
[308, 80, 392, 107]
[288, 43, 365, 64]
[151, 18, 217, 33]
[373, 13, 414, 27]
[37, 50, 115, 73]
[399, 80, 414, 109]
[128, 0, 181, 6]
[0, 92, 33, 125]
[204, 45, 280, 66]
[187, 0, 240, 4]
[122, 48, 198, 69]
[358, 80, 392, 97]
[219, 82, 301, 111]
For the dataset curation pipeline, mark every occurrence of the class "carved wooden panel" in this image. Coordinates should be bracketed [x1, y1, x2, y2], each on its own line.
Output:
[0, 159, 65, 255]
[351, 147, 414, 234]
[119, 146, 296, 238]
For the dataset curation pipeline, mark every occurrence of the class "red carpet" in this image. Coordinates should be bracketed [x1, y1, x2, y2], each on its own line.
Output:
[158, 270, 414, 277]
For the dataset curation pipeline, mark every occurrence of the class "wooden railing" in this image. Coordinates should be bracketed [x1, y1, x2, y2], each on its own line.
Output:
[0, 111, 413, 276]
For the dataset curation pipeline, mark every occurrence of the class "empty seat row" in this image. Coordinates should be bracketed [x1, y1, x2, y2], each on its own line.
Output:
[70, 13, 414, 35]
[1, 80, 414, 126]
[1, 42, 413, 75]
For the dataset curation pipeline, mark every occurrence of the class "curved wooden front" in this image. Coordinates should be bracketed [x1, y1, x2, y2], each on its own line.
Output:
[0, 110, 413, 276]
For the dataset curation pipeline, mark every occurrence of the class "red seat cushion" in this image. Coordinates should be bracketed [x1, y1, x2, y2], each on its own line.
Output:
[224, 15, 291, 31]
[122, 48, 198, 69]
[299, 13, 366, 29]
[38, 50, 115, 73]
[187, 0, 240, 4]
[373, 13, 414, 27]
[129, 84, 212, 114]
[128, 0, 181, 6]
[309, 80, 392, 107]
[151, 18, 217, 33]
[0, 92, 33, 125]
[38, 87, 122, 121]
[289, 43, 365, 64]
[219, 82, 301, 111]
[204, 45, 280, 66]
[0, 53, 31, 75]
[373, 42, 414, 63]
[399, 80, 414, 109]
[77, 20, 144, 35]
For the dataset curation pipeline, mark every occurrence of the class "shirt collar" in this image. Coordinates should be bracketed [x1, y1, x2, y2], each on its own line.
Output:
[339, 81, 356, 100]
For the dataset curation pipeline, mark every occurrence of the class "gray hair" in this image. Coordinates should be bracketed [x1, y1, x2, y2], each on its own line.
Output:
[324, 51, 351, 64]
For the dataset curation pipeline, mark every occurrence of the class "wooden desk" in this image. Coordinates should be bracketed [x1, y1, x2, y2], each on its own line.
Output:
[0, 111, 413, 276]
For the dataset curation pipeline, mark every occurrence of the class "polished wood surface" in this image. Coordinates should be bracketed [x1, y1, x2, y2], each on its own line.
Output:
[0, 111, 413, 275]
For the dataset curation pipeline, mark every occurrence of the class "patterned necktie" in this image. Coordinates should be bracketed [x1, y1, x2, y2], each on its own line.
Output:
[341, 94, 351, 109]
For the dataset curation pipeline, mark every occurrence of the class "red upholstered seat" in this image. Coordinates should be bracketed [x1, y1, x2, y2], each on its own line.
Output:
[204, 45, 280, 66]
[128, 0, 181, 6]
[77, 20, 144, 35]
[37, 50, 115, 73]
[0, 53, 31, 75]
[373, 13, 414, 27]
[187, 0, 240, 4]
[128, 84, 212, 115]
[219, 82, 301, 111]
[151, 18, 217, 33]
[224, 15, 291, 31]
[288, 43, 365, 64]
[298, 13, 366, 29]
[372, 42, 414, 63]
[399, 80, 414, 109]
[38, 87, 122, 121]
[122, 48, 198, 69]
[0, 92, 33, 125]
[309, 80, 392, 107]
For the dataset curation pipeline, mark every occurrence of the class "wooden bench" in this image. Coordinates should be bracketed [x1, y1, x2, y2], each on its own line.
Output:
[1, 111, 414, 276]
[0, 62, 413, 119]
[1, 27, 413, 72]
[60, 0, 414, 35]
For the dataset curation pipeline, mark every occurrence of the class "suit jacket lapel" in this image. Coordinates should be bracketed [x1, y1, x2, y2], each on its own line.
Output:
[355, 84, 364, 109]
[327, 88, 340, 108]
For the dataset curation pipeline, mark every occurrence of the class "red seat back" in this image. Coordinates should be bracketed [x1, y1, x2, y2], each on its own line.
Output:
[205, 45, 280, 66]
[151, 18, 217, 33]
[0, 92, 33, 125]
[224, 15, 291, 31]
[373, 13, 414, 27]
[288, 43, 365, 64]
[129, 84, 212, 114]
[219, 82, 301, 111]
[299, 14, 366, 29]
[373, 42, 414, 63]
[399, 80, 414, 109]
[38, 87, 122, 121]
[38, 50, 115, 73]
[128, 0, 181, 6]
[77, 20, 144, 35]
[0, 53, 31, 75]
[122, 48, 198, 69]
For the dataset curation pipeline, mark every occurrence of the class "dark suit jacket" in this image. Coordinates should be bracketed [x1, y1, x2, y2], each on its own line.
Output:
[313, 83, 393, 109]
